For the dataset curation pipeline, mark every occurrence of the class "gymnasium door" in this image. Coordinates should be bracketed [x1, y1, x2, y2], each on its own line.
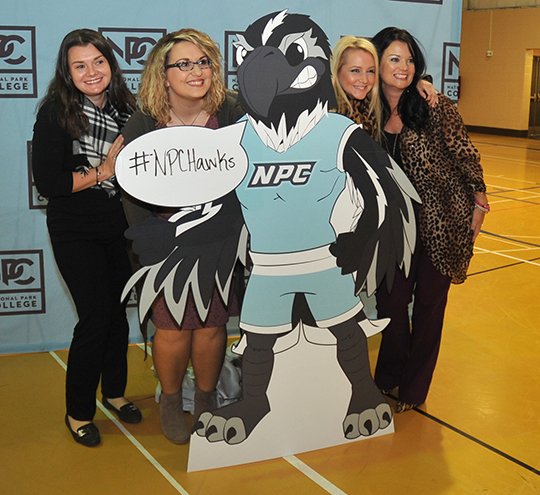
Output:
[529, 56, 540, 138]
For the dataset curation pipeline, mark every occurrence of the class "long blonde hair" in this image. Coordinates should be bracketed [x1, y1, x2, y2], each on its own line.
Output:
[137, 28, 226, 126]
[331, 36, 381, 141]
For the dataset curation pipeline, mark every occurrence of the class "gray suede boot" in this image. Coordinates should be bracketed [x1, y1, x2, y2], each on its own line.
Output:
[193, 387, 218, 424]
[159, 390, 190, 444]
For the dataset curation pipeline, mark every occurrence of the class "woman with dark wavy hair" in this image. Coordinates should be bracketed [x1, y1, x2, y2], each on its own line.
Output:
[370, 27, 488, 413]
[32, 28, 141, 447]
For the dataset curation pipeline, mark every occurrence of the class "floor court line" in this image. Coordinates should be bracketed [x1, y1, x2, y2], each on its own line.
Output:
[472, 139, 540, 152]
[468, 256, 540, 277]
[488, 190, 540, 205]
[488, 198, 540, 207]
[373, 392, 540, 477]
[486, 185, 540, 192]
[474, 246, 540, 266]
[487, 187, 540, 196]
[411, 409, 540, 476]
[479, 231, 540, 249]
[481, 155, 540, 166]
[490, 234, 540, 241]
[475, 247, 536, 254]
[472, 247, 540, 267]
[484, 175, 539, 185]
[486, 191, 540, 202]
[48, 350, 190, 495]
[283, 456, 349, 495]
[490, 161, 540, 168]
[486, 190, 540, 202]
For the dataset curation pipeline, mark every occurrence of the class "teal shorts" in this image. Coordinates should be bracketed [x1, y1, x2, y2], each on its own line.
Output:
[240, 266, 363, 333]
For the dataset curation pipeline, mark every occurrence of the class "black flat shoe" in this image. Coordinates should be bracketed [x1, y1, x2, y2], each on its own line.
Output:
[65, 414, 100, 447]
[103, 397, 142, 424]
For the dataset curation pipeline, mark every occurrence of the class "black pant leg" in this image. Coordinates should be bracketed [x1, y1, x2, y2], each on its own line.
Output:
[399, 246, 451, 404]
[51, 236, 128, 420]
[100, 235, 132, 398]
[374, 261, 417, 391]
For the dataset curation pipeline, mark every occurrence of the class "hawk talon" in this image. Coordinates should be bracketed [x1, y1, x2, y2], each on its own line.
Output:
[194, 411, 213, 437]
[224, 417, 247, 445]
[205, 415, 227, 442]
[343, 403, 393, 439]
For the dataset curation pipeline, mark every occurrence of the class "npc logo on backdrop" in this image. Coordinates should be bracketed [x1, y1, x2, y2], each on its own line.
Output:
[442, 42, 459, 102]
[0, 26, 37, 98]
[224, 30, 244, 91]
[99, 28, 166, 94]
[27, 141, 47, 209]
[0, 250, 45, 315]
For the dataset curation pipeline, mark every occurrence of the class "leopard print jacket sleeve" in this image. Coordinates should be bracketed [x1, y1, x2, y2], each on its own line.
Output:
[399, 95, 486, 283]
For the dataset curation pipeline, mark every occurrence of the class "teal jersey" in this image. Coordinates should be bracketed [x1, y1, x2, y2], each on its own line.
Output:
[237, 114, 355, 254]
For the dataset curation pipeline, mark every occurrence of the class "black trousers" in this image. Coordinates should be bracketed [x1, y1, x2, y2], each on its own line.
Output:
[374, 239, 451, 405]
[50, 234, 132, 421]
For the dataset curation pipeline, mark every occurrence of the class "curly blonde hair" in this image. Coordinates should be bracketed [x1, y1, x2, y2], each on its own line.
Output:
[331, 36, 381, 141]
[137, 28, 226, 126]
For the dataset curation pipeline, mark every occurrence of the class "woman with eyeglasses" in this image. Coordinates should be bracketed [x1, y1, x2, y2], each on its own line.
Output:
[121, 29, 245, 444]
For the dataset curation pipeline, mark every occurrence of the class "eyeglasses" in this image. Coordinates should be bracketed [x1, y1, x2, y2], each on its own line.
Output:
[164, 58, 212, 72]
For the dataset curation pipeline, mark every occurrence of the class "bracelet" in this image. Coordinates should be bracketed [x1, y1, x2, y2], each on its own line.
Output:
[95, 166, 102, 186]
[474, 199, 490, 213]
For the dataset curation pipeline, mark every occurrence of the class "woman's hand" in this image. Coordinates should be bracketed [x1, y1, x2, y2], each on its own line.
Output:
[471, 192, 489, 242]
[417, 79, 439, 108]
[470, 206, 485, 242]
[100, 135, 125, 180]
[71, 134, 125, 193]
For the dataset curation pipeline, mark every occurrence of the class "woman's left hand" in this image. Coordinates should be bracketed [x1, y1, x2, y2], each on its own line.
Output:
[417, 79, 439, 108]
[471, 206, 485, 242]
[100, 135, 125, 180]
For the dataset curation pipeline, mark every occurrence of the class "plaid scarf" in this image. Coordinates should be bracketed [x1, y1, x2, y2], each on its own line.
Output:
[73, 96, 131, 197]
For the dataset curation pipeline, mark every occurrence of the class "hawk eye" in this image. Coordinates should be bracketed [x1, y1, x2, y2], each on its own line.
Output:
[285, 38, 307, 66]
[236, 46, 249, 66]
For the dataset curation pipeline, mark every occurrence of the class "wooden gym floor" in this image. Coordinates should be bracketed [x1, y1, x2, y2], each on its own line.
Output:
[0, 133, 538, 494]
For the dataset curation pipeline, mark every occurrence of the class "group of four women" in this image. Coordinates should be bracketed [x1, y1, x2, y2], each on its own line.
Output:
[32, 23, 487, 447]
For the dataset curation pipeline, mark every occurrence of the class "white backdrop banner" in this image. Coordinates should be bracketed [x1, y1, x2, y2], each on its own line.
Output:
[0, 0, 462, 353]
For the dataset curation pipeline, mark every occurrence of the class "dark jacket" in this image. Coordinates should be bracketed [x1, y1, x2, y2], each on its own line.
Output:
[32, 100, 127, 241]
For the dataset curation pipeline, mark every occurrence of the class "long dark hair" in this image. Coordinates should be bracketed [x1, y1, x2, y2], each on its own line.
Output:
[371, 27, 429, 132]
[39, 29, 136, 138]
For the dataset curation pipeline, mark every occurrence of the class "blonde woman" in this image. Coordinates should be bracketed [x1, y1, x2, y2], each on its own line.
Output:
[331, 35, 383, 141]
[122, 29, 245, 444]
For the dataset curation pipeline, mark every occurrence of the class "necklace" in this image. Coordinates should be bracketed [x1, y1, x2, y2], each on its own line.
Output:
[170, 107, 203, 126]
[384, 131, 400, 158]
[392, 133, 400, 156]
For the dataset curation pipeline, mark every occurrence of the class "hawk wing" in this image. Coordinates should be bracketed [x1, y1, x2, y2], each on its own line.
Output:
[122, 192, 247, 325]
[330, 126, 420, 296]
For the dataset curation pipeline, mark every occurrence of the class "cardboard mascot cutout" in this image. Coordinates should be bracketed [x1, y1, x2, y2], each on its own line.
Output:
[117, 10, 420, 470]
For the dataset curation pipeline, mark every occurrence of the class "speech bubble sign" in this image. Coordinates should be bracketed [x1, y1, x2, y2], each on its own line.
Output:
[116, 121, 248, 207]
